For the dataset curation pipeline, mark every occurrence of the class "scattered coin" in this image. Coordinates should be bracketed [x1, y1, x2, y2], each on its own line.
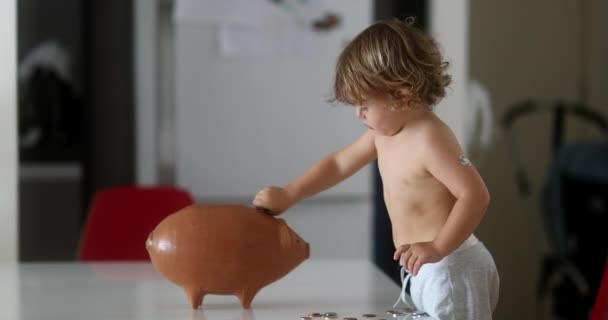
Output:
[303, 309, 427, 320]
[412, 311, 430, 318]
[385, 310, 405, 318]
[324, 312, 338, 319]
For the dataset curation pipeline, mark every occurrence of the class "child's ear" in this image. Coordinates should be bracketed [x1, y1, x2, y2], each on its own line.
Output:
[396, 90, 425, 109]
[391, 89, 414, 108]
[393, 88, 409, 99]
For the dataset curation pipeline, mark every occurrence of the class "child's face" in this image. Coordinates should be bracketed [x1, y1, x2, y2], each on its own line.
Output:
[355, 97, 407, 136]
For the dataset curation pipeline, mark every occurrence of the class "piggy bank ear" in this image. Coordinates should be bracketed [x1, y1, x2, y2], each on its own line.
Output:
[277, 219, 292, 248]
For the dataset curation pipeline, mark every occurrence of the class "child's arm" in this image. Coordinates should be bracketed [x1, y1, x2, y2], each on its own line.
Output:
[423, 126, 490, 257]
[395, 125, 490, 275]
[253, 130, 377, 215]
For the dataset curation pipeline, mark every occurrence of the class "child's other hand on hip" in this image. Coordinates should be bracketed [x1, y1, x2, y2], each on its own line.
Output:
[393, 241, 443, 276]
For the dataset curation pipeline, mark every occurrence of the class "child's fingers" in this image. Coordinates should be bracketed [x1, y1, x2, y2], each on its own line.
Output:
[412, 258, 423, 276]
[407, 255, 418, 274]
[255, 189, 268, 198]
[252, 196, 263, 206]
[255, 207, 273, 214]
[252, 198, 270, 211]
[393, 244, 410, 260]
[400, 249, 413, 268]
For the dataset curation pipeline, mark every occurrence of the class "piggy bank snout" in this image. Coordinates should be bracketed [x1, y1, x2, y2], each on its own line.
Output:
[303, 241, 310, 259]
[294, 237, 310, 260]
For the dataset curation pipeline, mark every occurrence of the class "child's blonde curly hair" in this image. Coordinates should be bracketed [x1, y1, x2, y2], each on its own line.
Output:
[331, 18, 451, 108]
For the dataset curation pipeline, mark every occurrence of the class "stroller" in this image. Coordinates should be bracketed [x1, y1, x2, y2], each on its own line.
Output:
[502, 100, 608, 319]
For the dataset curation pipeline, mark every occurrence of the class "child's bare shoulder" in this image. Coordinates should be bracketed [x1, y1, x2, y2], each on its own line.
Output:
[414, 114, 461, 152]
[409, 113, 450, 138]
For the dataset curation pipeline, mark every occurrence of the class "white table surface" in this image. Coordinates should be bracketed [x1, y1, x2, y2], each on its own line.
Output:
[0, 259, 429, 320]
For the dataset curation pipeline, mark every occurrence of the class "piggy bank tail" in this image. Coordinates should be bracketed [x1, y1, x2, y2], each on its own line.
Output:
[145, 231, 154, 253]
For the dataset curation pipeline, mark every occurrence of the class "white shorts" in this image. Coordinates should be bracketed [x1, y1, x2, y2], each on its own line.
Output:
[396, 234, 500, 320]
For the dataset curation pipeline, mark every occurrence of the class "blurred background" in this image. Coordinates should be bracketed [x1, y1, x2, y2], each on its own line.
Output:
[1, 0, 607, 319]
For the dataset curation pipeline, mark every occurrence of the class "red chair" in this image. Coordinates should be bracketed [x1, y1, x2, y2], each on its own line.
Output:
[78, 186, 194, 261]
[592, 262, 608, 320]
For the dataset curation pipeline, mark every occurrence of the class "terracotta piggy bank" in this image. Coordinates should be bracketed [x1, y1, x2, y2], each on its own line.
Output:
[146, 204, 309, 309]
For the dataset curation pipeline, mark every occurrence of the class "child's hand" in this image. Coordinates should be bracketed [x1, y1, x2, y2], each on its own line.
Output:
[252, 186, 293, 215]
[393, 241, 443, 276]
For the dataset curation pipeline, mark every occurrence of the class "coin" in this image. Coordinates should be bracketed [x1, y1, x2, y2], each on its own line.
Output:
[385, 310, 405, 317]
[301, 317, 312, 320]
[323, 312, 338, 319]
[362, 314, 376, 318]
[343, 318, 357, 320]
[308, 312, 323, 318]
[412, 311, 430, 318]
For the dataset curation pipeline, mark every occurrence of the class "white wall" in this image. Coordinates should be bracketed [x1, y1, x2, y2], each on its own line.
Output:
[0, 0, 18, 262]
